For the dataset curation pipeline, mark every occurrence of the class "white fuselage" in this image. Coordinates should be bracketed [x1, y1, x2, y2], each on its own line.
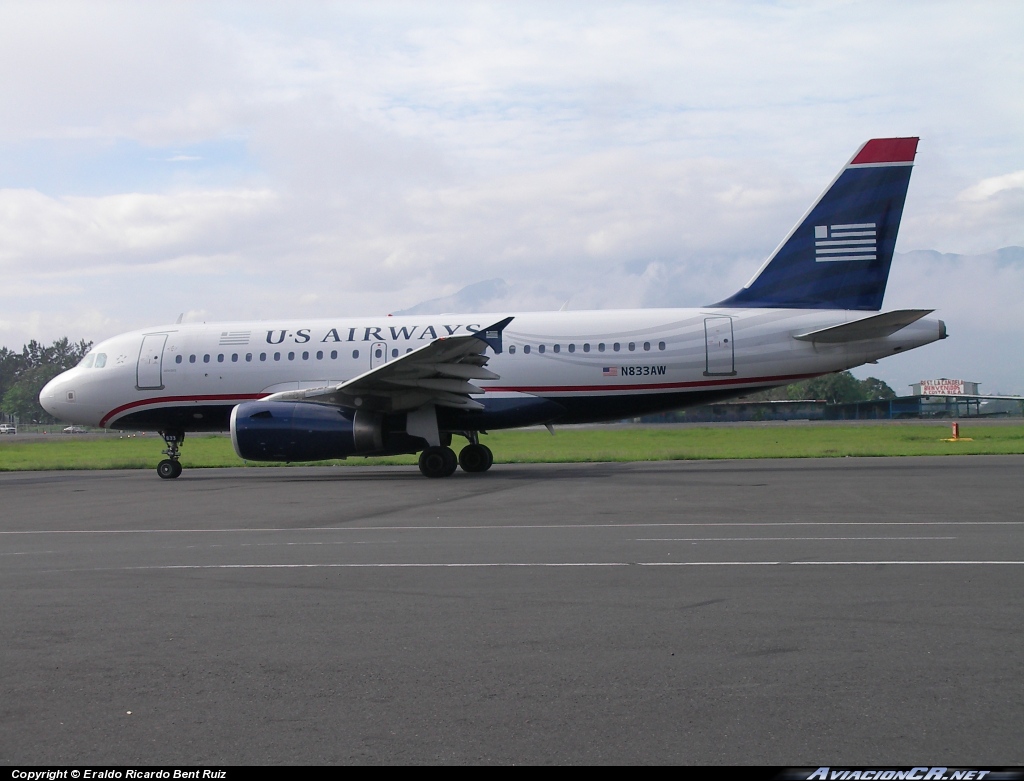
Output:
[40, 307, 944, 431]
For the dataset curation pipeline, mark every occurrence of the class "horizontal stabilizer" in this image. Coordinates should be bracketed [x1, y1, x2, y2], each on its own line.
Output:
[793, 309, 933, 343]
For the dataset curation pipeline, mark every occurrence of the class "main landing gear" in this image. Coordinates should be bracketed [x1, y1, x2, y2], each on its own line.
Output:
[157, 430, 184, 479]
[417, 433, 494, 478]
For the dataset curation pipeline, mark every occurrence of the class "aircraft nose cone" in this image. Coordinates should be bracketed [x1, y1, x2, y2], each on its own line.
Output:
[39, 373, 72, 418]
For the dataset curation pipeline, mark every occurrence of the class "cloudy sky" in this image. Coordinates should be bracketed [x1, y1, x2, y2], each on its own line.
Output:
[1, 1, 1022, 393]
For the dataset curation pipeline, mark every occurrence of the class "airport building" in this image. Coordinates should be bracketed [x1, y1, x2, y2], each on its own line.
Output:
[650, 378, 1024, 423]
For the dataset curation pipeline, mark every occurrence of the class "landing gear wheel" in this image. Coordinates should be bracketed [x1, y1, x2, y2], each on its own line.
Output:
[419, 446, 458, 478]
[459, 443, 493, 473]
[157, 459, 179, 479]
[157, 430, 185, 480]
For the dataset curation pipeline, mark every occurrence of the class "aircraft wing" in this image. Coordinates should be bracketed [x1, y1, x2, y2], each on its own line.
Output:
[262, 317, 513, 413]
[793, 309, 934, 343]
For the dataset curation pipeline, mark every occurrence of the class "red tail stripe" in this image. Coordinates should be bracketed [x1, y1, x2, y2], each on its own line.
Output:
[851, 137, 919, 165]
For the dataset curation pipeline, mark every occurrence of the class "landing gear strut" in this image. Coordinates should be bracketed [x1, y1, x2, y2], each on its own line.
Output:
[157, 430, 184, 479]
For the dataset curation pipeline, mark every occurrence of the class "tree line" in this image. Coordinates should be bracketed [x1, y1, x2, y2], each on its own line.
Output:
[1, 338, 93, 424]
[742, 372, 898, 404]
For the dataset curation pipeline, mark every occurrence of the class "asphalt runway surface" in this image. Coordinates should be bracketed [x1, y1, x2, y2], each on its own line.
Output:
[2, 456, 1022, 765]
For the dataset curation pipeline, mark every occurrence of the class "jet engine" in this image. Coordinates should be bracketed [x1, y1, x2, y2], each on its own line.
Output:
[230, 401, 421, 462]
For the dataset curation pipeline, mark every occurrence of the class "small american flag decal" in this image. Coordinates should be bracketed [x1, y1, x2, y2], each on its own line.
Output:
[219, 331, 251, 346]
[602, 367, 618, 377]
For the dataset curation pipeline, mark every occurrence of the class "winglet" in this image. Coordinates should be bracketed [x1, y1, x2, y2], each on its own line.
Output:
[472, 317, 514, 354]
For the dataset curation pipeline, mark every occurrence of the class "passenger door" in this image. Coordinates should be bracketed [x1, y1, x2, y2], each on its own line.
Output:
[137, 334, 168, 389]
[704, 317, 735, 376]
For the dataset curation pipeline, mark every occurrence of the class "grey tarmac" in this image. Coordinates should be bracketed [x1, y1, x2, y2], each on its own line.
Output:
[1, 456, 1022, 765]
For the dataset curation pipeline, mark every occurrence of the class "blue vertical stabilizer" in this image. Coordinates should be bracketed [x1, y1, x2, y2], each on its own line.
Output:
[715, 137, 919, 311]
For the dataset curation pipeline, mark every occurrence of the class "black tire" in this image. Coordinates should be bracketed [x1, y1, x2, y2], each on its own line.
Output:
[171, 460, 183, 478]
[441, 446, 458, 477]
[157, 459, 178, 479]
[459, 443, 493, 473]
[419, 446, 456, 478]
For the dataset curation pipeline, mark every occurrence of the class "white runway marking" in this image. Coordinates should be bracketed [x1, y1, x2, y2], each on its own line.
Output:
[110, 560, 1024, 571]
[3, 522, 1021, 536]
[636, 536, 957, 541]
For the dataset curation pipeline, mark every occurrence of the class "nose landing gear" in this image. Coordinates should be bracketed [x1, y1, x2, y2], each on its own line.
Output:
[157, 430, 184, 479]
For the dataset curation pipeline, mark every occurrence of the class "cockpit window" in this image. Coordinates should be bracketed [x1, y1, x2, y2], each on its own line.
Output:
[94, 353, 107, 368]
[80, 353, 96, 369]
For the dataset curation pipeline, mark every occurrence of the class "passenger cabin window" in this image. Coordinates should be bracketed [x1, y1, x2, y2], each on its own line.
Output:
[189, 355, 196, 364]
[568, 344, 575, 353]
[509, 345, 516, 354]
[524, 345, 531, 354]
[392, 348, 399, 358]
[260, 353, 267, 361]
[612, 343, 620, 352]
[538, 344, 546, 354]
[350, 350, 357, 359]
[288, 352, 295, 360]
[628, 342, 635, 351]
[316, 351, 323, 360]
[231, 354, 238, 362]
[553, 344, 560, 353]
[175, 355, 182, 364]
[643, 342, 650, 351]
[246, 353, 253, 362]
[598, 343, 605, 352]
[659, 342, 666, 351]
[583, 344, 590, 353]
[217, 354, 224, 362]
[274, 352, 281, 361]
[203, 354, 210, 363]
[302, 351, 309, 360]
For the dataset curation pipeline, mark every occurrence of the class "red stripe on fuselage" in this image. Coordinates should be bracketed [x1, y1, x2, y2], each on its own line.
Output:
[487, 371, 819, 394]
[99, 394, 268, 427]
[99, 371, 819, 426]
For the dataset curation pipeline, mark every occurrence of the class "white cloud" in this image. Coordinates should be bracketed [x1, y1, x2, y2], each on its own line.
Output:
[958, 171, 1024, 202]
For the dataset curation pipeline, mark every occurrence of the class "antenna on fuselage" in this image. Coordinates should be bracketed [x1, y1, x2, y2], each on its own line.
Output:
[175, 313, 184, 324]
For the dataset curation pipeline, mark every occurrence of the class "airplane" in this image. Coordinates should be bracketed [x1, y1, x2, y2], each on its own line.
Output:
[39, 137, 947, 479]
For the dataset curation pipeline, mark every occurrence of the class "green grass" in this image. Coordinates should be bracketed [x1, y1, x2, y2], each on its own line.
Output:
[2, 424, 1023, 471]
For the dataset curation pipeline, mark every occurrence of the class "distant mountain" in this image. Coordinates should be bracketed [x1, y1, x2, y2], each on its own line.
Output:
[394, 278, 511, 315]
[896, 246, 1024, 264]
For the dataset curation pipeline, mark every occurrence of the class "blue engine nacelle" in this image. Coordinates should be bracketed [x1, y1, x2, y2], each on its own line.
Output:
[230, 401, 420, 462]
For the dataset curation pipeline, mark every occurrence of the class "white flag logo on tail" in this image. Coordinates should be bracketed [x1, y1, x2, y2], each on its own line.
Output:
[814, 223, 876, 262]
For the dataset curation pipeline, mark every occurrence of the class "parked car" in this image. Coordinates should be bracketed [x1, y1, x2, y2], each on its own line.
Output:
[0, 424, 16, 434]
[63, 425, 88, 434]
